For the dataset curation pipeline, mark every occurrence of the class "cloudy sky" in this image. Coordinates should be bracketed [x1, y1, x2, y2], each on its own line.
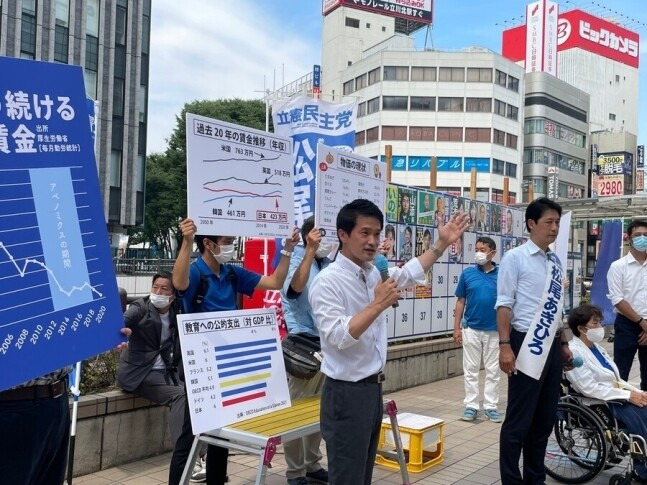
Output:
[147, 0, 647, 154]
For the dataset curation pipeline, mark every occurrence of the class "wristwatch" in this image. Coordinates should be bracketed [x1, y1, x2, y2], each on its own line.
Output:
[430, 244, 443, 258]
[280, 249, 292, 258]
[499, 340, 511, 346]
[637, 317, 645, 325]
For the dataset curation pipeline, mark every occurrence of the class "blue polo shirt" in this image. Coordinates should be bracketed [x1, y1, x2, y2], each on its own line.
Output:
[455, 264, 498, 331]
[181, 257, 261, 313]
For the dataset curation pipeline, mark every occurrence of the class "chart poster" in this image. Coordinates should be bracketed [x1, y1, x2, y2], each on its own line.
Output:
[186, 113, 294, 238]
[177, 308, 291, 434]
[315, 144, 386, 244]
[0, 57, 123, 391]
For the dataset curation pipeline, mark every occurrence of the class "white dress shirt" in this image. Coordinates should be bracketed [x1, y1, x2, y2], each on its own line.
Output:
[309, 252, 425, 382]
[607, 252, 647, 319]
[495, 240, 563, 332]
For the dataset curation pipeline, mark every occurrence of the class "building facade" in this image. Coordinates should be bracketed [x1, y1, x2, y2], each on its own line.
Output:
[0, 0, 151, 239]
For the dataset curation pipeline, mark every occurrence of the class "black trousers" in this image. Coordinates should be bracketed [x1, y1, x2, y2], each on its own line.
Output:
[499, 329, 563, 485]
[613, 313, 647, 391]
[320, 377, 383, 485]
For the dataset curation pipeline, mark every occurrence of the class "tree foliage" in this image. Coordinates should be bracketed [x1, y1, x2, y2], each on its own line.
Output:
[132, 99, 269, 256]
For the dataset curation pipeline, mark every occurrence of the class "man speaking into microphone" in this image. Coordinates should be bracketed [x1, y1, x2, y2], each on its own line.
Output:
[309, 199, 468, 485]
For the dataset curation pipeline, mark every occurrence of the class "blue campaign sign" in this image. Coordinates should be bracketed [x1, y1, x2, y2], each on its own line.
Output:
[0, 57, 124, 391]
[464, 157, 491, 173]
[436, 157, 462, 172]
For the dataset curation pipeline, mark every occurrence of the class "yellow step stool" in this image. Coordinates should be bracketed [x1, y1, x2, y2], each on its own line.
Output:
[376, 412, 444, 473]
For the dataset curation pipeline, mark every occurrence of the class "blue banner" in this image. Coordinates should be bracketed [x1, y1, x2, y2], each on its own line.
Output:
[0, 57, 124, 390]
[380, 154, 406, 171]
[464, 157, 490, 173]
[273, 96, 356, 227]
[408, 156, 430, 171]
[590, 221, 622, 325]
[436, 156, 462, 172]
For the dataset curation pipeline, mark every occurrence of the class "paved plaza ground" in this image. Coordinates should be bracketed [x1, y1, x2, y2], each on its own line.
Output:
[75, 340, 638, 485]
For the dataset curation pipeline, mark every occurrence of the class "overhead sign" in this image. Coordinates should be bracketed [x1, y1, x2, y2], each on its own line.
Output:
[0, 57, 124, 391]
[503, 8, 640, 69]
[177, 308, 290, 434]
[525, 1, 545, 73]
[463, 157, 490, 173]
[323, 0, 433, 24]
[597, 174, 624, 197]
[436, 156, 462, 172]
[547, 166, 559, 199]
[186, 114, 294, 239]
[315, 144, 386, 244]
[312, 65, 321, 97]
[596, 152, 630, 175]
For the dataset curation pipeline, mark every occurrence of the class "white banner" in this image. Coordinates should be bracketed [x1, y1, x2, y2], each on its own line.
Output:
[544, 0, 559, 75]
[526, 1, 545, 73]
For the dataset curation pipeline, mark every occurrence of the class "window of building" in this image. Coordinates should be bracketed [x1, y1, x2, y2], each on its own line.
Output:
[366, 22, 371, 28]
[355, 73, 367, 90]
[438, 67, 465, 82]
[492, 188, 503, 203]
[54, 24, 69, 63]
[493, 129, 505, 146]
[507, 105, 518, 120]
[357, 102, 367, 118]
[115, 4, 127, 46]
[383, 66, 409, 81]
[343, 79, 354, 95]
[411, 66, 436, 81]
[437, 127, 463, 142]
[494, 99, 506, 117]
[505, 162, 517, 178]
[495, 69, 507, 87]
[382, 26, 386, 32]
[355, 130, 366, 146]
[527, 177, 547, 194]
[382, 96, 408, 110]
[438, 97, 463, 112]
[345, 17, 359, 28]
[110, 151, 122, 187]
[409, 126, 434, 141]
[20, 0, 37, 59]
[86, 0, 100, 37]
[367, 97, 380, 114]
[466, 97, 491, 112]
[410, 96, 435, 111]
[368, 67, 380, 85]
[382, 126, 407, 141]
[509, 191, 517, 204]
[507, 75, 519, 92]
[466, 67, 493, 82]
[492, 158, 505, 175]
[506, 133, 518, 150]
[609, 113, 616, 121]
[85, 35, 99, 71]
[366, 126, 379, 143]
[84, 70, 98, 98]
[465, 128, 491, 143]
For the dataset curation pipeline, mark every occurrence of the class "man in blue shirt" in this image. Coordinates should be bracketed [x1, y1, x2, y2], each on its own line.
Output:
[281, 216, 331, 485]
[172, 217, 299, 485]
[453, 236, 501, 423]
[495, 198, 573, 485]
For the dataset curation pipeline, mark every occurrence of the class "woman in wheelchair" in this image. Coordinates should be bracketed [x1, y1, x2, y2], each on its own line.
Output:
[565, 303, 647, 481]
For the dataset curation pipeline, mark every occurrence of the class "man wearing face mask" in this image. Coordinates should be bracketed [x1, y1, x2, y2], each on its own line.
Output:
[172, 217, 300, 485]
[280, 216, 331, 485]
[607, 219, 647, 390]
[453, 237, 501, 423]
[117, 271, 187, 484]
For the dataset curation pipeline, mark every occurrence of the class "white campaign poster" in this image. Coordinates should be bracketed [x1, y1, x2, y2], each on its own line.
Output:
[177, 308, 291, 434]
[186, 113, 294, 238]
[315, 144, 386, 244]
[554, 211, 571, 269]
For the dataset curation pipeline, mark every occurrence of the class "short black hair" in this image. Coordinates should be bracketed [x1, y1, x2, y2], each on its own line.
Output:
[525, 197, 562, 231]
[337, 199, 384, 243]
[385, 224, 395, 238]
[627, 219, 647, 237]
[423, 229, 431, 238]
[301, 216, 315, 245]
[476, 236, 496, 251]
[567, 303, 603, 337]
[194, 235, 225, 254]
[152, 270, 173, 286]
[405, 226, 413, 236]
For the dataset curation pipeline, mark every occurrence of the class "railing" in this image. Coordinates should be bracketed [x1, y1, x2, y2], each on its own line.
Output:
[113, 258, 243, 275]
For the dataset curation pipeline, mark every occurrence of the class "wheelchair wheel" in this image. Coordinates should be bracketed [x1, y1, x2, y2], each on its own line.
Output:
[608, 472, 631, 484]
[545, 401, 608, 483]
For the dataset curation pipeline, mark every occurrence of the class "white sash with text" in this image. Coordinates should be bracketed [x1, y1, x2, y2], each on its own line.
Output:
[516, 252, 564, 380]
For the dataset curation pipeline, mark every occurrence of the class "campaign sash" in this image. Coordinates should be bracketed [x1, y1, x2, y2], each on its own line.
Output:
[516, 252, 564, 380]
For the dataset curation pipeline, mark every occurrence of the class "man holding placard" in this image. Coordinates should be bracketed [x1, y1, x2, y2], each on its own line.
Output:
[496, 198, 573, 485]
[309, 199, 468, 485]
[172, 218, 299, 485]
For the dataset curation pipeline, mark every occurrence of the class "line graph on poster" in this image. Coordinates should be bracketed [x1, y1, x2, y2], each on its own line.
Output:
[186, 113, 295, 238]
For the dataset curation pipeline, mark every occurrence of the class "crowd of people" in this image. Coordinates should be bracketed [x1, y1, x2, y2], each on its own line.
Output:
[4, 197, 647, 485]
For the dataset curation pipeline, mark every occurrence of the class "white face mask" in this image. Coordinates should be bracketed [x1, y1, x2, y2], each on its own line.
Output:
[210, 244, 235, 264]
[474, 251, 490, 266]
[585, 327, 605, 343]
[315, 242, 333, 259]
[150, 293, 172, 309]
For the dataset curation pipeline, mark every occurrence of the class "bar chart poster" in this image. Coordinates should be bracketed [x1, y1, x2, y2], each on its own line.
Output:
[177, 308, 291, 433]
[0, 57, 124, 391]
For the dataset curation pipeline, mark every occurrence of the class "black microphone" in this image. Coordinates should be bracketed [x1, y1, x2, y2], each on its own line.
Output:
[374, 254, 398, 308]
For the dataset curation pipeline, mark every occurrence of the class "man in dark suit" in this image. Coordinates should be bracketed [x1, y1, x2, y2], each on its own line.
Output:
[117, 271, 187, 484]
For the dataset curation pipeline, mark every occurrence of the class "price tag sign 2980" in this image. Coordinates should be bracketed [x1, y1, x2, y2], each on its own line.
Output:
[598, 176, 624, 197]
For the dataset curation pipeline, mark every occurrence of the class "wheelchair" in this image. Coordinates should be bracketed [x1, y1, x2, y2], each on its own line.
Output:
[544, 378, 647, 484]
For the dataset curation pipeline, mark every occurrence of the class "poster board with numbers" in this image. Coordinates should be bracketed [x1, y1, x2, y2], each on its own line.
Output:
[384, 183, 526, 342]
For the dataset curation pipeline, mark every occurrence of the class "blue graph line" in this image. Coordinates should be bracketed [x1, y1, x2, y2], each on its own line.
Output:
[214, 338, 276, 352]
[216, 355, 272, 370]
[217, 363, 273, 378]
[214, 346, 278, 361]
[221, 382, 267, 398]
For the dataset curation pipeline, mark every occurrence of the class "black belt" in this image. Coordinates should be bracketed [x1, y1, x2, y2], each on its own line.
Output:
[357, 372, 385, 384]
[0, 379, 67, 401]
